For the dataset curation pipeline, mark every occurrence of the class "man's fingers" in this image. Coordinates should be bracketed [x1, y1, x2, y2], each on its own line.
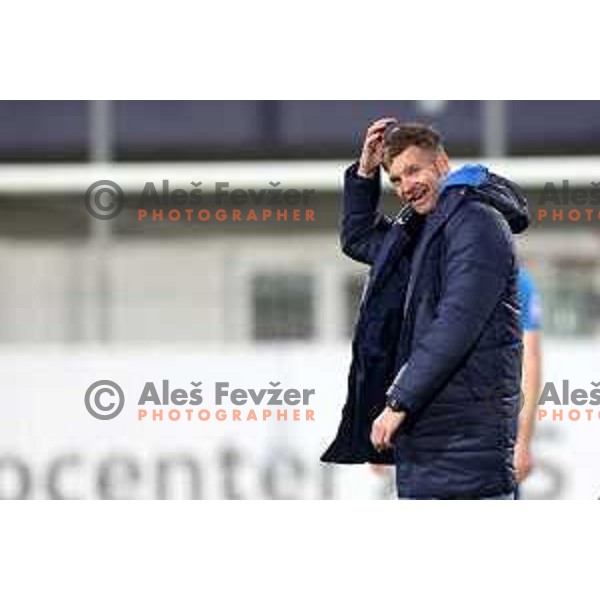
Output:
[369, 423, 378, 448]
[365, 132, 383, 145]
[367, 117, 397, 135]
[365, 123, 395, 141]
[371, 420, 396, 452]
[382, 428, 394, 450]
[382, 427, 390, 447]
[370, 421, 384, 451]
[514, 449, 533, 483]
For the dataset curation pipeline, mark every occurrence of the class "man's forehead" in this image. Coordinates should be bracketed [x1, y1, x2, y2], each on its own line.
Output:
[389, 146, 435, 172]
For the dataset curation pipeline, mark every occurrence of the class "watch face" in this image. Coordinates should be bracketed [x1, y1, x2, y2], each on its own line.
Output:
[386, 400, 402, 412]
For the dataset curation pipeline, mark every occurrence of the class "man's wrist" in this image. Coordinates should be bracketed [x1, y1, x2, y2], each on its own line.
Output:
[356, 165, 378, 179]
[386, 395, 406, 413]
[516, 419, 534, 448]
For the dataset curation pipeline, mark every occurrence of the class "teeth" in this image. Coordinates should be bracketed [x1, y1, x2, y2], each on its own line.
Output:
[409, 189, 426, 203]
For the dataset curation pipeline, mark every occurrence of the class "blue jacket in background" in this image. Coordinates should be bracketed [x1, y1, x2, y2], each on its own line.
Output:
[321, 162, 529, 499]
[518, 267, 542, 332]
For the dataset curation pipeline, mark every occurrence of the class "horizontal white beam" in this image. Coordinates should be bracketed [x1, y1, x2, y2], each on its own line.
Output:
[0, 156, 599, 194]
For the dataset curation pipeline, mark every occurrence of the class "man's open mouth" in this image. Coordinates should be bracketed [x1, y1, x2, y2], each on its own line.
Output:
[407, 188, 428, 204]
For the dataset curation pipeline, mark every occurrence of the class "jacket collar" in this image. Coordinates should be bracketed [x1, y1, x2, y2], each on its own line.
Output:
[402, 185, 468, 314]
[411, 163, 490, 266]
[440, 163, 488, 195]
[402, 164, 503, 313]
[363, 164, 490, 307]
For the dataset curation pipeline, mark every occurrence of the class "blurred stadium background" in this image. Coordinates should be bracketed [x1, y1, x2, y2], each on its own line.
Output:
[0, 100, 598, 499]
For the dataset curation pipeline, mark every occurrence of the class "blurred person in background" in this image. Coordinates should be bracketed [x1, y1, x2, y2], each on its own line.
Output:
[322, 118, 530, 499]
[515, 266, 543, 488]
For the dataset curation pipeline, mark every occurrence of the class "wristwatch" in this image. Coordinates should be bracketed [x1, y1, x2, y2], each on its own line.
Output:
[386, 396, 406, 412]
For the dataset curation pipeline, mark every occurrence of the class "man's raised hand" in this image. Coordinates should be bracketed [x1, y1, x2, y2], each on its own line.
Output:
[357, 117, 397, 179]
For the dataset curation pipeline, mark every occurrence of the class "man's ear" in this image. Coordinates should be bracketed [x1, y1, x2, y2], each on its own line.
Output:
[435, 150, 450, 176]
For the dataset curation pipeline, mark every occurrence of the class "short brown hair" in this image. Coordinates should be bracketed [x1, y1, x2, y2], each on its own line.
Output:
[383, 122, 443, 169]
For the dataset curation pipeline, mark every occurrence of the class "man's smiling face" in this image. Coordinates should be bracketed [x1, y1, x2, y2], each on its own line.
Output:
[387, 145, 449, 215]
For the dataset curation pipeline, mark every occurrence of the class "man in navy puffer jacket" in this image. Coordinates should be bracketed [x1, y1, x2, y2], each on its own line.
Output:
[321, 119, 529, 499]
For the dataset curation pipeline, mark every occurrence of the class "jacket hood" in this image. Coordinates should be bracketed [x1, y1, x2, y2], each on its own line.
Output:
[440, 163, 529, 233]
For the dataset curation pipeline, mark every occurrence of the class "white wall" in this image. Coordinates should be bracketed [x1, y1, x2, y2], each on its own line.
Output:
[0, 340, 597, 499]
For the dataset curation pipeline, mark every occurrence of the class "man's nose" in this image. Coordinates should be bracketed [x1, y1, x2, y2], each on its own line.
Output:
[401, 182, 415, 198]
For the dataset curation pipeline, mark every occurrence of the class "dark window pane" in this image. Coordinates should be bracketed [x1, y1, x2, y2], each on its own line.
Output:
[537, 262, 598, 337]
[252, 273, 315, 341]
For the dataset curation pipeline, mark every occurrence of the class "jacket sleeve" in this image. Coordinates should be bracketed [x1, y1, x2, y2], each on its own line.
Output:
[386, 202, 515, 414]
[340, 162, 392, 265]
